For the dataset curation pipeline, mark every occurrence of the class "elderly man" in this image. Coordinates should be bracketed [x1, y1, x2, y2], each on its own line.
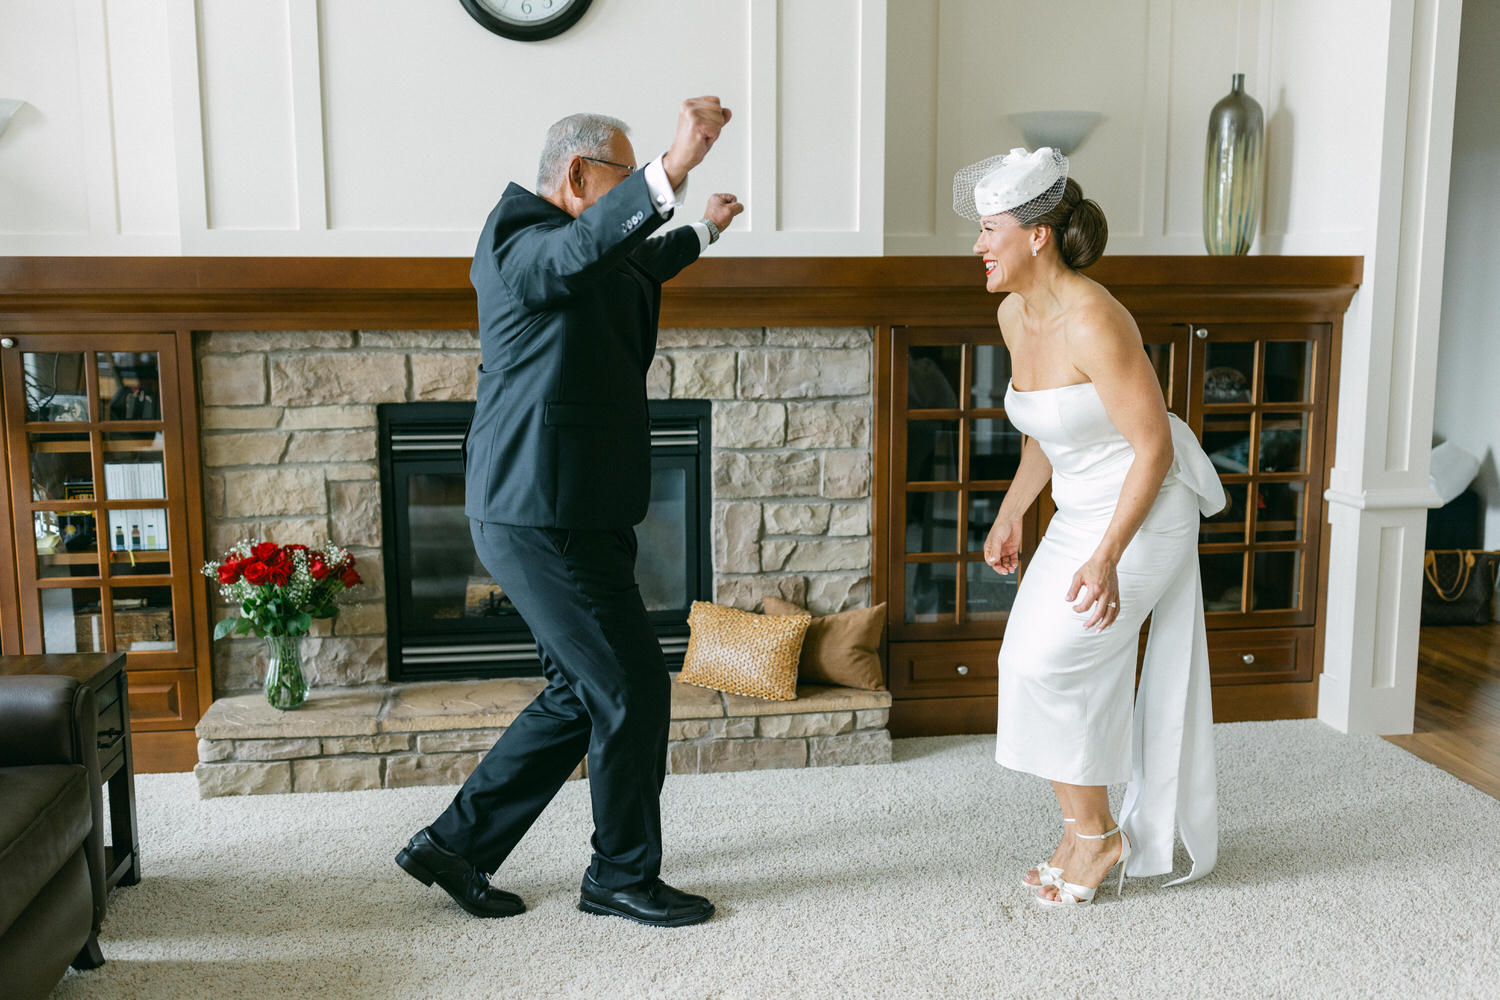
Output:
[396, 98, 742, 928]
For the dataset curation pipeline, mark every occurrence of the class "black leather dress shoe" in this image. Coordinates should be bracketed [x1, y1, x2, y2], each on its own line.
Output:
[578, 871, 715, 927]
[395, 828, 525, 918]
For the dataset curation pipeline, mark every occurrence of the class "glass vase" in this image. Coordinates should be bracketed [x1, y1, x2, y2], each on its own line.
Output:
[263, 634, 308, 710]
[1202, 73, 1266, 255]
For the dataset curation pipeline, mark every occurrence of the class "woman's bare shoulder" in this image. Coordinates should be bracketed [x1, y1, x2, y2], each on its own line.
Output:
[1064, 282, 1139, 351]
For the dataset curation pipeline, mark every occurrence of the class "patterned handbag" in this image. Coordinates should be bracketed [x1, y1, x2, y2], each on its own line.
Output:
[1420, 550, 1500, 626]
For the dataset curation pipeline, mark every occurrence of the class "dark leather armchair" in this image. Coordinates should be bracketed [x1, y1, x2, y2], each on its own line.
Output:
[0, 675, 108, 998]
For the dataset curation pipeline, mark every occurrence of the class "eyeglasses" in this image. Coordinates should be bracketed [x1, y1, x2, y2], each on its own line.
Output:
[579, 155, 636, 175]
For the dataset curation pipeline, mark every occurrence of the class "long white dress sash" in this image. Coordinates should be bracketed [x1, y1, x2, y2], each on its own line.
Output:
[1118, 413, 1224, 884]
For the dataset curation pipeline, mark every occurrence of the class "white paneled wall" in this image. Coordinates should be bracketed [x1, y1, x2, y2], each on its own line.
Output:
[197, 3, 298, 231]
[0, 0, 1404, 258]
[1, 3, 108, 242]
[0, 0, 886, 256]
[883, 0, 1386, 256]
[1, 0, 1391, 258]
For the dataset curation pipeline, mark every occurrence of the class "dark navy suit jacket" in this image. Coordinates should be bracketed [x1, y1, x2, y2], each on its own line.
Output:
[464, 171, 701, 528]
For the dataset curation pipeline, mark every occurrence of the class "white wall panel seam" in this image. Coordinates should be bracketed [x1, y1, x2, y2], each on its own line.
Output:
[1142, 0, 1173, 240]
[288, 0, 328, 233]
[166, 0, 208, 245]
[857, 0, 887, 252]
[76, 0, 121, 236]
[749, 0, 778, 236]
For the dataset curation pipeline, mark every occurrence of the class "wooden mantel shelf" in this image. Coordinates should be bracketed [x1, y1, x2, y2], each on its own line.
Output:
[0, 255, 1363, 331]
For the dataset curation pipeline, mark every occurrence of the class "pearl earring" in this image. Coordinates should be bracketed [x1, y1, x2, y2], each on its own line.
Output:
[1031, 245, 1038, 257]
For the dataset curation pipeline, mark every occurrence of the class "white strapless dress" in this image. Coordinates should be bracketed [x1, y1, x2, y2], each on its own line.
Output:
[996, 379, 1225, 884]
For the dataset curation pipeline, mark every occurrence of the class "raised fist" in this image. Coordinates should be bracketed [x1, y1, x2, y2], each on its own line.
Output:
[703, 193, 744, 233]
[664, 97, 732, 187]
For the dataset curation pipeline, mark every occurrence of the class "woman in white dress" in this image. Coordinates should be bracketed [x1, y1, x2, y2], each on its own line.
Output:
[954, 148, 1225, 906]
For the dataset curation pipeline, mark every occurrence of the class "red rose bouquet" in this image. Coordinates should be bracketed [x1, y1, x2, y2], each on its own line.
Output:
[203, 539, 363, 639]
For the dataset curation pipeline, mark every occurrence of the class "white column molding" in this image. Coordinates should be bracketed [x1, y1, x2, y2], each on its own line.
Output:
[1318, 0, 1462, 734]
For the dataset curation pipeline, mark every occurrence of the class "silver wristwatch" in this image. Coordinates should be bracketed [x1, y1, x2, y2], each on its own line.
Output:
[699, 217, 721, 244]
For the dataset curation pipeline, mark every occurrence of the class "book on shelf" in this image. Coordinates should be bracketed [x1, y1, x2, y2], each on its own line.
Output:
[103, 461, 165, 501]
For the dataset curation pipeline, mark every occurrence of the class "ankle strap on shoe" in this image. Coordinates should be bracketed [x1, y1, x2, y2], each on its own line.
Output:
[1073, 825, 1121, 840]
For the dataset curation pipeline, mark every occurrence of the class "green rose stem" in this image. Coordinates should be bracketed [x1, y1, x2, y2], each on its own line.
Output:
[263, 633, 308, 711]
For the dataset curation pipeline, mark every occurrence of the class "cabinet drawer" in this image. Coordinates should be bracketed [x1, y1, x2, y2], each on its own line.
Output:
[98, 740, 125, 780]
[1206, 628, 1313, 685]
[97, 692, 126, 752]
[94, 671, 123, 716]
[888, 641, 1000, 699]
[123, 668, 200, 731]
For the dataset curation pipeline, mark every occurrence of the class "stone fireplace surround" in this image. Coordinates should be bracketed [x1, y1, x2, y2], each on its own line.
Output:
[193, 327, 889, 793]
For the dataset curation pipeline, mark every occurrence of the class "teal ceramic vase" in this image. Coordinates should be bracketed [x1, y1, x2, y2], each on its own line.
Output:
[1202, 73, 1265, 255]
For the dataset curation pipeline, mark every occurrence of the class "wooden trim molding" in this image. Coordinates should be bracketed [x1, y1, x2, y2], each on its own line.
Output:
[0, 255, 1364, 332]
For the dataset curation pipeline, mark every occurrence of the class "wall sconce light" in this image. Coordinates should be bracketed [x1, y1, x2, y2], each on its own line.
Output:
[0, 99, 26, 140]
[1007, 110, 1103, 155]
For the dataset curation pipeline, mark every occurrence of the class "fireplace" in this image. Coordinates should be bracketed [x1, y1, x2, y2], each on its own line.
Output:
[377, 400, 712, 681]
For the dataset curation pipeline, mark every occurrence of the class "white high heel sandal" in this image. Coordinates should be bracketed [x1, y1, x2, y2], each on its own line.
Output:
[1018, 817, 1074, 890]
[1033, 825, 1131, 907]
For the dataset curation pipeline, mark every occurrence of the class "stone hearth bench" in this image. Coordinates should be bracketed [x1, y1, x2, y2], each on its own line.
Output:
[194, 676, 892, 797]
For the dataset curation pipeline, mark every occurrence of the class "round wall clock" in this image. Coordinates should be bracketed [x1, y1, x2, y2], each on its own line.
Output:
[459, 0, 593, 41]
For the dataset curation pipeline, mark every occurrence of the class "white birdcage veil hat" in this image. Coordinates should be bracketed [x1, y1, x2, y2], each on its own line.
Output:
[953, 146, 1069, 223]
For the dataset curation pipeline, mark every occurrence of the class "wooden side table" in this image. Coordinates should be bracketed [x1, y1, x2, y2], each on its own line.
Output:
[0, 651, 140, 888]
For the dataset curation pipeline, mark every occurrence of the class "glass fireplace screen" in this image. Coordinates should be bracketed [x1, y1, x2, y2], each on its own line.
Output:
[378, 400, 711, 681]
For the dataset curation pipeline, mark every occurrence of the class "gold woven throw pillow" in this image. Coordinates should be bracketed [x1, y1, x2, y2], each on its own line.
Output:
[763, 597, 888, 691]
[678, 601, 810, 701]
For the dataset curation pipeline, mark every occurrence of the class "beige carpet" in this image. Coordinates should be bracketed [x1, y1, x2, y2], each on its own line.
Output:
[52, 721, 1500, 1000]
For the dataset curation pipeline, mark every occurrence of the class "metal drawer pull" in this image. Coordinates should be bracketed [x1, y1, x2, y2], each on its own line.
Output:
[1, 337, 14, 348]
[1194, 327, 1208, 339]
[956, 664, 969, 676]
[1241, 653, 1255, 665]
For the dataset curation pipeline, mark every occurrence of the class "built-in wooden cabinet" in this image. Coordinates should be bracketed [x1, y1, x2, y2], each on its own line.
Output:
[0, 254, 1361, 756]
[878, 290, 1349, 736]
[0, 332, 210, 764]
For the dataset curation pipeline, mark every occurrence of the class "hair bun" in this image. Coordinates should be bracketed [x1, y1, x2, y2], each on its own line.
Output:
[1029, 178, 1108, 270]
[1059, 189, 1107, 270]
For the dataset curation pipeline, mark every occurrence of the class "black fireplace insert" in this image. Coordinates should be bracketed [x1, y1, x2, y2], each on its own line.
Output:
[377, 400, 712, 681]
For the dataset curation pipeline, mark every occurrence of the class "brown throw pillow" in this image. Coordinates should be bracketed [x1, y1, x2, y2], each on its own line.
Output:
[678, 601, 810, 701]
[763, 597, 887, 691]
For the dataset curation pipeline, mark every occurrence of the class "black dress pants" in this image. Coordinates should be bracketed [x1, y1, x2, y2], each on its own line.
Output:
[429, 520, 670, 890]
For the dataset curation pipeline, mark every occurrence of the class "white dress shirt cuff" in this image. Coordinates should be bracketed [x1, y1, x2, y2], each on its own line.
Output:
[643, 156, 687, 218]
[689, 221, 712, 252]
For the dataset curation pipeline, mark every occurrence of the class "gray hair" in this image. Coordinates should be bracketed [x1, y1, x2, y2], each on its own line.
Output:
[535, 113, 630, 193]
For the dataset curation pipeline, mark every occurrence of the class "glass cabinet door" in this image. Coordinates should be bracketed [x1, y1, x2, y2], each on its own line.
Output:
[1, 337, 188, 661]
[1191, 324, 1328, 626]
[895, 332, 1026, 637]
[891, 326, 1190, 639]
